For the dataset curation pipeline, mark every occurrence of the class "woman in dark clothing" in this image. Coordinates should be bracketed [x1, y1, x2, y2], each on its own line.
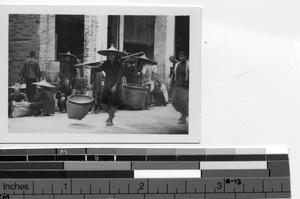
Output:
[171, 51, 189, 124]
[30, 80, 55, 116]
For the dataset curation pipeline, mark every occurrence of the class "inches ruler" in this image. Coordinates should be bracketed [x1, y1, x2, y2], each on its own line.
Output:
[0, 148, 291, 199]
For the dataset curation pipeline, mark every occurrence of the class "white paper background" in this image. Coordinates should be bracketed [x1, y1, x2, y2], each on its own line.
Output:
[1, 0, 300, 198]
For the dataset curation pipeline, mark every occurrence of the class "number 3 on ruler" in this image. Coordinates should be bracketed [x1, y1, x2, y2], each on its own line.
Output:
[217, 182, 222, 189]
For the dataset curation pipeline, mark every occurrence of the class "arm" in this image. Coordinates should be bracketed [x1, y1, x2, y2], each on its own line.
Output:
[36, 62, 41, 80]
[91, 62, 105, 73]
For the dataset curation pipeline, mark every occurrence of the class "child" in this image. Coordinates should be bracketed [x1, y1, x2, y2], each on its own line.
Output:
[55, 78, 72, 113]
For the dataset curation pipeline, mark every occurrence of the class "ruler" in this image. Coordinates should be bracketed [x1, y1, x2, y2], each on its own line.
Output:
[0, 148, 291, 199]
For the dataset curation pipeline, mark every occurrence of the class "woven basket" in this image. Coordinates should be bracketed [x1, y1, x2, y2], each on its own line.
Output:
[123, 83, 148, 110]
[66, 94, 93, 120]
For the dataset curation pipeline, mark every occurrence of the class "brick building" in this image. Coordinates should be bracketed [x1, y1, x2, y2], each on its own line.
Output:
[8, 14, 189, 85]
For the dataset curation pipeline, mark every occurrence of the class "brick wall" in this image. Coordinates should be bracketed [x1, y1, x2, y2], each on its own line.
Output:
[9, 14, 41, 85]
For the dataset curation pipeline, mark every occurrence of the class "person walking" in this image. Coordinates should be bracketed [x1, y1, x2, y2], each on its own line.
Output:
[21, 50, 41, 101]
[137, 54, 155, 110]
[91, 46, 126, 126]
[171, 51, 189, 124]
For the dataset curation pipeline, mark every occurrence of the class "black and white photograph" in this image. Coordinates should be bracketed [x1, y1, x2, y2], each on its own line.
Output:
[1, 5, 201, 143]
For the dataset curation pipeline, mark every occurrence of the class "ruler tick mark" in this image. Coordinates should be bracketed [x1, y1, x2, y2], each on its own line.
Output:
[109, 181, 111, 193]
[166, 184, 169, 193]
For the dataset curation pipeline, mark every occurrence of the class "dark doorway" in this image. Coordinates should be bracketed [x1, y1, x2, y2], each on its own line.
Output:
[175, 16, 190, 59]
[107, 16, 120, 49]
[55, 15, 84, 61]
[123, 16, 155, 59]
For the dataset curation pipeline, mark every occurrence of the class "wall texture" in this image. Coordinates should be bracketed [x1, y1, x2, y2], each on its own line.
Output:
[154, 16, 175, 83]
[9, 14, 40, 85]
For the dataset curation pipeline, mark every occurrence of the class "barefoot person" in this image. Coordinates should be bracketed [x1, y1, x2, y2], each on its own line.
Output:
[30, 80, 56, 117]
[171, 51, 189, 124]
[91, 46, 126, 126]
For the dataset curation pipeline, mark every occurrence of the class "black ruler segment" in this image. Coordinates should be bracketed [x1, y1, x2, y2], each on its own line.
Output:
[28, 155, 55, 161]
[66, 171, 134, 178]
[116, 155, 146, 161]
[267, 154, 289, 161]
[147, 155, 177, 161]
[0, 171, 66, 178]
[87, 155, 115, 161]
[235, 155, 266, 161]
[177, 155, 206, 161]
[0, 156, 27, 161]
[55, 155, 85, 161]
[206, 155, 235, 161]
[0, 162, 64, 170]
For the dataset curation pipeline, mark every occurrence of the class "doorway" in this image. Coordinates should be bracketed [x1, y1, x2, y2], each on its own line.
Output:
[55, 15, 84, 61]
[175, 16, 190, 59]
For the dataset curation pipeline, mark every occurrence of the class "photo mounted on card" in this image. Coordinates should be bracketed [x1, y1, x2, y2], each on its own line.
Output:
[0, 4, 201, 144]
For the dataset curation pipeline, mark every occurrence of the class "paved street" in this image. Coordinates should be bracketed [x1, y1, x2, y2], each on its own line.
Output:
[8, 104, 188, 135]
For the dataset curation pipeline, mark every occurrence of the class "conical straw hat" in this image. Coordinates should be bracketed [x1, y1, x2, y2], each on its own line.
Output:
[32, 79, 55, 88]
[137, 54, 154, 64]
[59, 51, 78, 62]
[97, 46, 127, 57]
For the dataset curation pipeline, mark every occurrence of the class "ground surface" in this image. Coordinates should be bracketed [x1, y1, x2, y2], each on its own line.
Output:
[8, 104, 188, 135]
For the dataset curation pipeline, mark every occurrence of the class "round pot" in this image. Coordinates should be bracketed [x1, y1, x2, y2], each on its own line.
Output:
[66, 94, 93, 120]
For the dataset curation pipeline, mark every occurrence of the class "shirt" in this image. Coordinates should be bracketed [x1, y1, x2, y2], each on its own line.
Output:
[21, 58, 41, 79]
[92, 60, 123, 90]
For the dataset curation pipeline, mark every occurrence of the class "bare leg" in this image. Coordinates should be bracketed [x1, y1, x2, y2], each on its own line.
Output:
[100, 103, 110, 122]
[178, 113, 188, 124]
[106, 106, 116, 126]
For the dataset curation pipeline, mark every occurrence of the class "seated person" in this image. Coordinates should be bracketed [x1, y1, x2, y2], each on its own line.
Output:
[72, 78, 88, 95]
[55, 78, 72, 113]
[29, 80, 55, 116]
[8, 86, 28, 117]
[151, 80, 169, 106]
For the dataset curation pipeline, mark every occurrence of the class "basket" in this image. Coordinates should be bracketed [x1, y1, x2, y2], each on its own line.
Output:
[45, 70, 60, 82]
[123, 83, 148, 110]
[66, 94, 93, 120]
[11, 102, 32, 118]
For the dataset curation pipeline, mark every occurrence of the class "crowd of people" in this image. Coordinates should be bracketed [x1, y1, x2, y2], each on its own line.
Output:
[9, 47, 189, 126]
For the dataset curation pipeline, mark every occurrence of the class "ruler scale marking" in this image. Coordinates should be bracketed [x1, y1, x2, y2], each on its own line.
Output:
[0, 148, 290, 199]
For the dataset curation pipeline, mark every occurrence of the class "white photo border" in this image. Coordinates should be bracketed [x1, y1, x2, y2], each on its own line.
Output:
[0, 5, 201, 144]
